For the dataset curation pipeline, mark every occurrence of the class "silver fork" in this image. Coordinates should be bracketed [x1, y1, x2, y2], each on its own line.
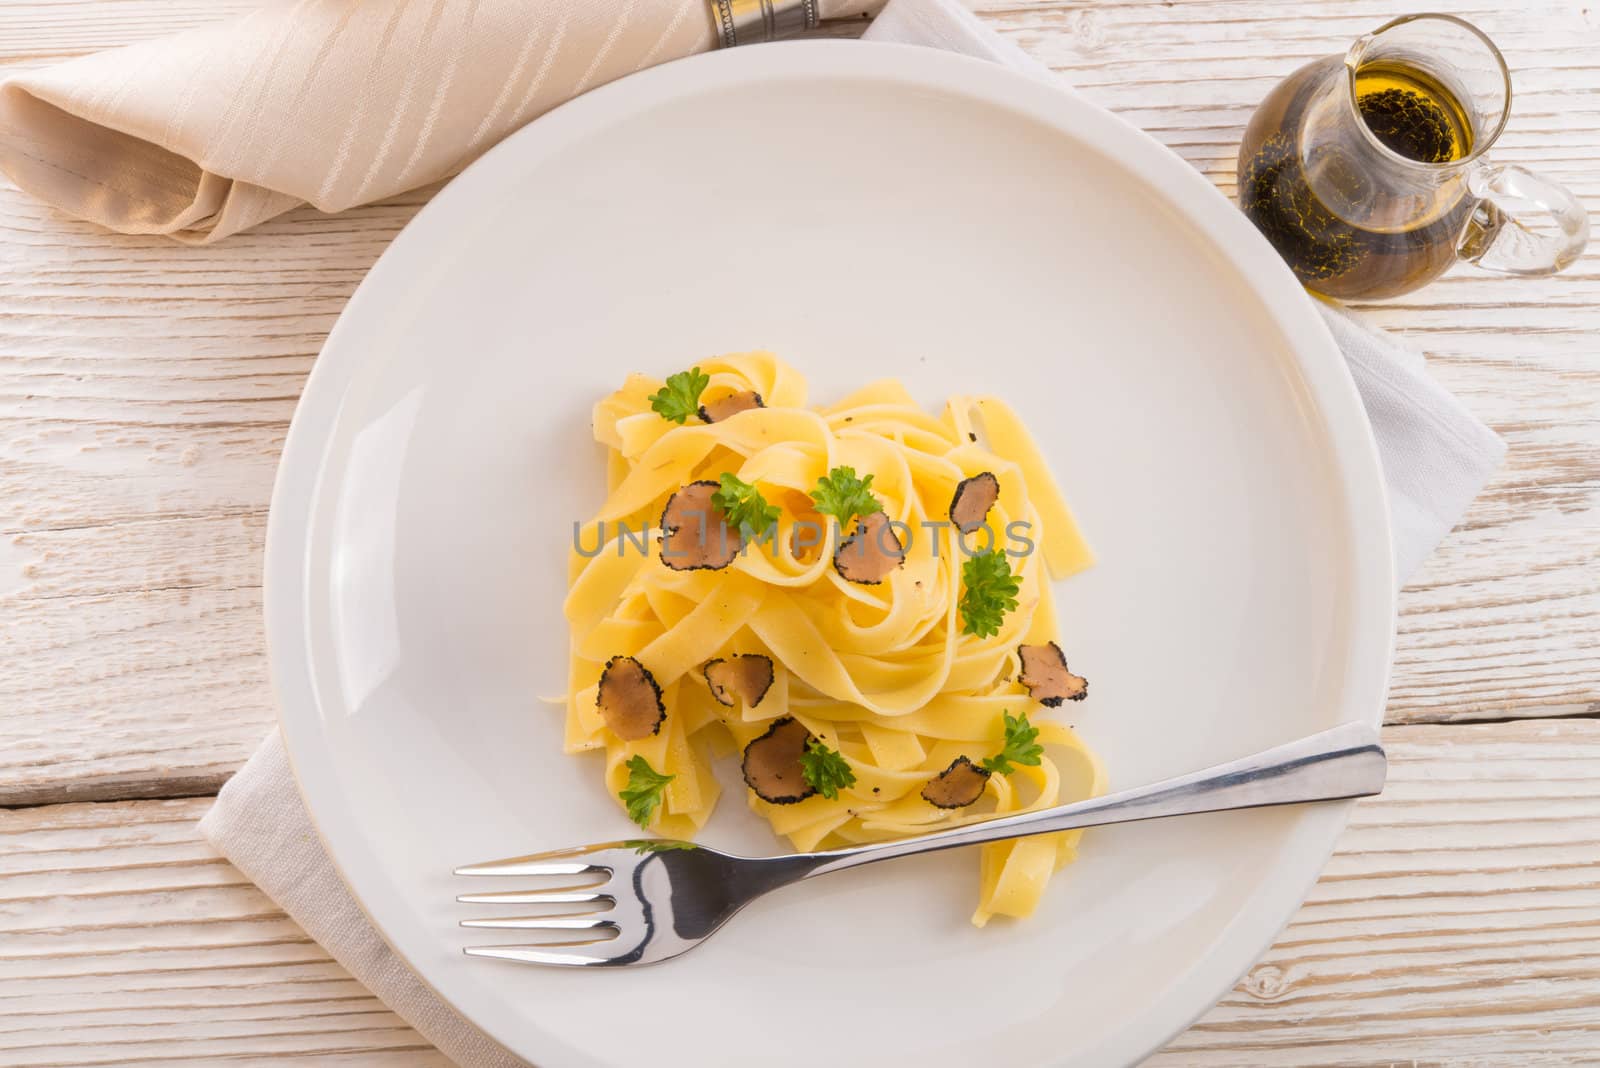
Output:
[456, 721, 1385, 967]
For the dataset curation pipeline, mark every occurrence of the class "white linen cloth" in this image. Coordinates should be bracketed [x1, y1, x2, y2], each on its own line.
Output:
[196, 0, 1497, 1064]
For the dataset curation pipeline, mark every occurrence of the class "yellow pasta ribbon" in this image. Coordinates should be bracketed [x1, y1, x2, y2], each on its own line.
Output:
[564, 352, 1103, 923]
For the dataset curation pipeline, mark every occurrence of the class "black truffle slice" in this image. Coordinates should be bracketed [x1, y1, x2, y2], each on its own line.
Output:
[660, 480, 741, 571]
[596, 655, 666, 740]
[832, 511, 905, 584]
[949, 471, 999, 535]
[921, 756, 991, 809]
[703, 654, 775, 708]
[698, 390, 764, 423]
[741, 716, 816, 804]
[1018, 641, 1088, 706]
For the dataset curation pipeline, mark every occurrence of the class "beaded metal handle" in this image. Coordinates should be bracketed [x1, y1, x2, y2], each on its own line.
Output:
[710, 0, 820, 47]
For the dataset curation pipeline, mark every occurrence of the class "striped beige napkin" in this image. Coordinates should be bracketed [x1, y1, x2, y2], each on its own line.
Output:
[0, 0, 876, 243]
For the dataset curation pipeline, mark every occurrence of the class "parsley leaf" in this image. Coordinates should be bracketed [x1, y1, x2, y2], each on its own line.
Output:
[712, 472, 780, 539]
[809, 466, 884, 527]
[619, 755, 674, 828]
[981, 710, 1044, 775]
[798, 739, 857, 800]
[648, 367, 710, 424]
[959, 550, 1021, 637]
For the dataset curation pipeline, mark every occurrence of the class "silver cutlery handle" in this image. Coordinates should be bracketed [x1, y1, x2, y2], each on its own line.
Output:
[711, 0, 819, 47]
[801, 721, 1386, 879]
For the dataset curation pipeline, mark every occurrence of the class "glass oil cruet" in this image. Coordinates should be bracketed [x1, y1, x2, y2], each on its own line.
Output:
[1238, 13, 1589, 300]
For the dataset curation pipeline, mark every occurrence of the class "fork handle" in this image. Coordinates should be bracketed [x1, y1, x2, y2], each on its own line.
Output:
[798, 721, 1386, 880]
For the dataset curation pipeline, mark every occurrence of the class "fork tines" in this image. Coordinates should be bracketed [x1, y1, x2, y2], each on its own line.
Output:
[456, 846, 628, 962]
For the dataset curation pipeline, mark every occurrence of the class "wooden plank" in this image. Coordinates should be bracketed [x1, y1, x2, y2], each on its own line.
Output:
[1, 584, 267, 806]
[0, 0, 1594, 803]
[1154, 718, 1600, 1065]
[0, 721, 1592, 1064]
[0, 191, 425, 805]
[0, 0, 260, 66]
[0, 794, 452, 1067]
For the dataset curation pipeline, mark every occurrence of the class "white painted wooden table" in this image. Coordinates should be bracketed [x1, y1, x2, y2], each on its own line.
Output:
[2, 1, 1597, 1064]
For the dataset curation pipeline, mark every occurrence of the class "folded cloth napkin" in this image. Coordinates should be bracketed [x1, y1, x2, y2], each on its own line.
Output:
[195, 0, 1492, 1064]
[0, 0, 878, 242]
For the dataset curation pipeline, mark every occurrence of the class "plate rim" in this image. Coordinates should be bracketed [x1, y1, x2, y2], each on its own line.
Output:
[265, 39, 1396, 1068]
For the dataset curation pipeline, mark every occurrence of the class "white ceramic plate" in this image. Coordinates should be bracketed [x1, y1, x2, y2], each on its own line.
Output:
[268, 41, 1394, 1068]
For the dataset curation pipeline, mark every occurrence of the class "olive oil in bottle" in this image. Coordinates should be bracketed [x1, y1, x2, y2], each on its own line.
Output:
[1238, 57, 1478, 300]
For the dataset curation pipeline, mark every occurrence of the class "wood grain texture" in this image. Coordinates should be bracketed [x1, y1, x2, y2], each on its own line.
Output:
[1154, 719, 1600, 1066]
[0, 794, 451, 1067]
[0, 1, 1598, 1062]
[0, 721, 1592, 1065]
[1, 0, 1597, 804]
[0, 0, 259, 65]
[0, 194, 431, 805]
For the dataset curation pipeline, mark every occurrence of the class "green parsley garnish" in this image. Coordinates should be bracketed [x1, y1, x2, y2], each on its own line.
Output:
[959, 550, 1021, 637]
[809, 466, 883, 527]
[712, 472, 780, 538]
[981, 710, 1044, 775]
[798, 739, 857, 800]
[647, 367, 710, 424]
[619, 755, 674, 828]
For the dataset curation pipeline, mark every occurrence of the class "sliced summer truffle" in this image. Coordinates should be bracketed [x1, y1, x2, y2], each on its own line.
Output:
[833, 511, 905, 584]
[704, 654, 775, 708]
[921, 756, 991, 808]
[1018, 641, 1088, 706]
[741, 716, 816, 804]
[949, 471, 1000, 535]
[659, 480, 741, 571]
[698, 390, 764, 423]
[596, 655, 666, 740]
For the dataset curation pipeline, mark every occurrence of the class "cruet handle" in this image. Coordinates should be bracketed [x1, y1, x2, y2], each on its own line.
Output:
[1458, 162, 1590, 276]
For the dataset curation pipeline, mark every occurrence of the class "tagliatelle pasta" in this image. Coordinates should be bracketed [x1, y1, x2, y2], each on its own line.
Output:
[562, 352, 1106, 925]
